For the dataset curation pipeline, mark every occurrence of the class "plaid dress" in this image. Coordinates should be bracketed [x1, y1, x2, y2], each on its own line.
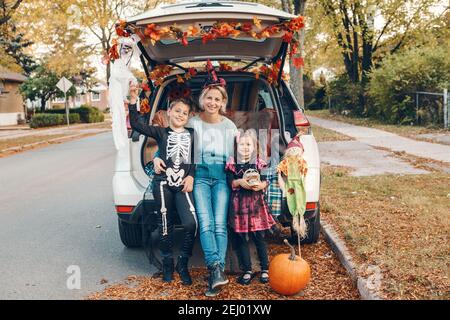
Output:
[225, 157, 276, 233]
[265, 164, 282, 217]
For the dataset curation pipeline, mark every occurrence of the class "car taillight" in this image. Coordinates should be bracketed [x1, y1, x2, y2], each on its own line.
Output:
[293, 110, 311, 133]
[116, 205, 135, 213]
[306, 202, 317, 210]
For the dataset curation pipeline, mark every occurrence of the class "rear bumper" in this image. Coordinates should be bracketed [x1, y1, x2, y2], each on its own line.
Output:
[113, 171, 146, 206]
[117, 201, 145, 223]
[277, 200, 320, 227]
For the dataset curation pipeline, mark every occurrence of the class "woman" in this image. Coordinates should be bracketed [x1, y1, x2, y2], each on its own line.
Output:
[154, 77, 237, 296]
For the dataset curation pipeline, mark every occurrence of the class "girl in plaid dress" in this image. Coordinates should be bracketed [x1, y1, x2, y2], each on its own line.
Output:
[225, 129, 276, 285]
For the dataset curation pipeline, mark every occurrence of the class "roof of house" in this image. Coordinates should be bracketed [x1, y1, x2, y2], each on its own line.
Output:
[0, 70, 27, 83]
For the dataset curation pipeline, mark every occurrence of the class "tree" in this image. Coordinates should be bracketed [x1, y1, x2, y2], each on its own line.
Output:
[280, 0, 307, 108]
[74, 0, 169, 83]
[19, 65, 63, 112]
[20, 62, 96, 112]
[316, 0, 446, 84]
[15, 0, 94, 76]
[0, 0, 23, 26]
[368, 45, 449, 124]
[0, 1, 35, 74]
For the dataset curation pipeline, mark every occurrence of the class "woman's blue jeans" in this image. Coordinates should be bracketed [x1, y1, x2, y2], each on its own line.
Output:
[193, 177, 230, 270]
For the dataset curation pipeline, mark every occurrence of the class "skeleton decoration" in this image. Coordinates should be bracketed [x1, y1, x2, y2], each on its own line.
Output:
[109, 35, 140, 150]
[165, 131, 192, 187]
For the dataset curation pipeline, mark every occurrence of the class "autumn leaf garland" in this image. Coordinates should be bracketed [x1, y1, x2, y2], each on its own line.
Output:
[111, 15, 305, 64]
[110, 16, 305, 86]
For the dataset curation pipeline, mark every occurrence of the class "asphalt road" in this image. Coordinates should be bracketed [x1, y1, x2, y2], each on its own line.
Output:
[0, 132, 155, 299]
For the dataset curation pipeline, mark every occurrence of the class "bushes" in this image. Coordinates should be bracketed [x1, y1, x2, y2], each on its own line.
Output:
[327, 74, 365, 116]
[77, 105, 104, 123]
[306, 86, 327, 110]
[69, 113, 81, 124]
[368, 46, 449, 125]
[30, 114, 64, 128]
[30, 105, 103, 128]
[30, 113, 81, 128]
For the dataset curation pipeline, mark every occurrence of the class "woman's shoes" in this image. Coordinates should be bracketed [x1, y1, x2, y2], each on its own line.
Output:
[209, 263, 229, 289]
[259, 270, 269, 284]
[237, 271, 254, 285]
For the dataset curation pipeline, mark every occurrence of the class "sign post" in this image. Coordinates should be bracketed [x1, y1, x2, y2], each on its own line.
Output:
[56, 77, 73, 127]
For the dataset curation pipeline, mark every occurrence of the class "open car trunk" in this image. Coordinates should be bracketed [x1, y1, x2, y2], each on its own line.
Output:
[126, 1, 296, 64]
[134, 73, 284, 184]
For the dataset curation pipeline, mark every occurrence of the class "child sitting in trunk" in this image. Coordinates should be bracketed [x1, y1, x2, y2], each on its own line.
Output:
[225, 129, 276, 285]
[127, 84, 197, 286]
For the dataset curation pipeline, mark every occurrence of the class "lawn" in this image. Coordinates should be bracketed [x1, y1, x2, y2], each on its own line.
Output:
[0, 134, 70, 151]
[311, 125, 354, 142]
[320, 165, 450, 299]
[306, 109, 450, 145]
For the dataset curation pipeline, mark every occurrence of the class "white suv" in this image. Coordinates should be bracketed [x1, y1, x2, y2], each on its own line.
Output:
[112, 1, 321, 258]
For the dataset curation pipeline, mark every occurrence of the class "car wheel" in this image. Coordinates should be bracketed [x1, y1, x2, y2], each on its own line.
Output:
[289, 206, 321, 245]
[118, 218, 142, 248]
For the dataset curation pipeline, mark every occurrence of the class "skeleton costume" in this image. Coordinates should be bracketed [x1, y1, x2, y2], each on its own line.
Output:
[129, 103, 197, 259]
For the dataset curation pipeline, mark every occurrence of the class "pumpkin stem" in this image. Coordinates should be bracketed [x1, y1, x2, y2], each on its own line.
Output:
[283, 239, 297, 260]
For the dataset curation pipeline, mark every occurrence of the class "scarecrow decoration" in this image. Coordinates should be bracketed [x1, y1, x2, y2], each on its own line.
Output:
[277, 134, 308, 239]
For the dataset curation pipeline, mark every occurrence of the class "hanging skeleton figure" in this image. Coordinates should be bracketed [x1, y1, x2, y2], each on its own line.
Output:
[277, 134, 308, 238]
[108, 35, 140, 150]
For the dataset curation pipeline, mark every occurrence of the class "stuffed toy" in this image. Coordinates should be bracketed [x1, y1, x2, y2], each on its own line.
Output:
[277, 134, 308, 238]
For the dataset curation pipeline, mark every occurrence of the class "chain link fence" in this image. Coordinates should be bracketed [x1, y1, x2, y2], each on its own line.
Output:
[414, 89, 449, 129]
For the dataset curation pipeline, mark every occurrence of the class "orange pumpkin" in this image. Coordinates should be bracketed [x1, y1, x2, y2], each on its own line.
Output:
[269, 239, 311, 296]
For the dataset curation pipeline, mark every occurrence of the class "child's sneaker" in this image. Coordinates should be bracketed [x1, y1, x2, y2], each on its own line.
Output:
[237, 271, 254, 285]
[259, 270, 269, 284]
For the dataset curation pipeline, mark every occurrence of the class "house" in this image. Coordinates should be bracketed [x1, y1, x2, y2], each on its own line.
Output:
[49, 82, 109, 111]
[0, 70, 27, 126]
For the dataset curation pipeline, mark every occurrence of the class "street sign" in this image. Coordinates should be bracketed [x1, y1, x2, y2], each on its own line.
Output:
[56, 77, 73, 127]
[56, 77, 73, 93]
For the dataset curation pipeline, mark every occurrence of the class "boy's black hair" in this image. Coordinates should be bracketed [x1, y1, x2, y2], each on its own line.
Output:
[169, 98, 193, 113]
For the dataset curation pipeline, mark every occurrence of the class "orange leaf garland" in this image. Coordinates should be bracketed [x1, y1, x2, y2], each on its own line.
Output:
[144, 23, 161, 43]
[187, 25, 199, 37]
[176, 75, 185, 83]
[108, 39, 119, 62]
[253, 16, 262, 29]
[140, 98, 150, 114]
[293, 56, 304, 69]
[241, 22, 253, 32]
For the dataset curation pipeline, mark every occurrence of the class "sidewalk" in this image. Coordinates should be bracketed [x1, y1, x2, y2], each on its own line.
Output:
[0, 121, 111, 140]
[309, 116, 450, 163]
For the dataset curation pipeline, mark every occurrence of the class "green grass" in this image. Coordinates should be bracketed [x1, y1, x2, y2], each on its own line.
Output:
[311, 125, 354, 142]
[0, 134, 70, 151]
[320, 166, 450, 299]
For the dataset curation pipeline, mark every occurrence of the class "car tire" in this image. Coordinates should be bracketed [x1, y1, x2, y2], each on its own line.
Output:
[289, 206, 320, 245]
[118, 218, 142, 248]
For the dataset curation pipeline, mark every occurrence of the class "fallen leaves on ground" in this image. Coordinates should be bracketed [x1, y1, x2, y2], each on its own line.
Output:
[321, 165, 450, 300]
[87, 233, 359, 300]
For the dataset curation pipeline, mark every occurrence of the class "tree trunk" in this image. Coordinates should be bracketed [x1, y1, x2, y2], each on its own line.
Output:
[281, 0, 291, 12]
[40, 96, 46, 112]
[287, 0, 307, 108]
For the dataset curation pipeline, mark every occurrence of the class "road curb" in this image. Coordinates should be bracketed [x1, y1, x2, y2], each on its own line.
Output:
[0, 130, 110, 154]
[320, 219, 383, 300]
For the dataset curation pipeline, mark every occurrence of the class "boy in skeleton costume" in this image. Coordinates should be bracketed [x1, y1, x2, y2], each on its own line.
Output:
[128, 86, 197, 286]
